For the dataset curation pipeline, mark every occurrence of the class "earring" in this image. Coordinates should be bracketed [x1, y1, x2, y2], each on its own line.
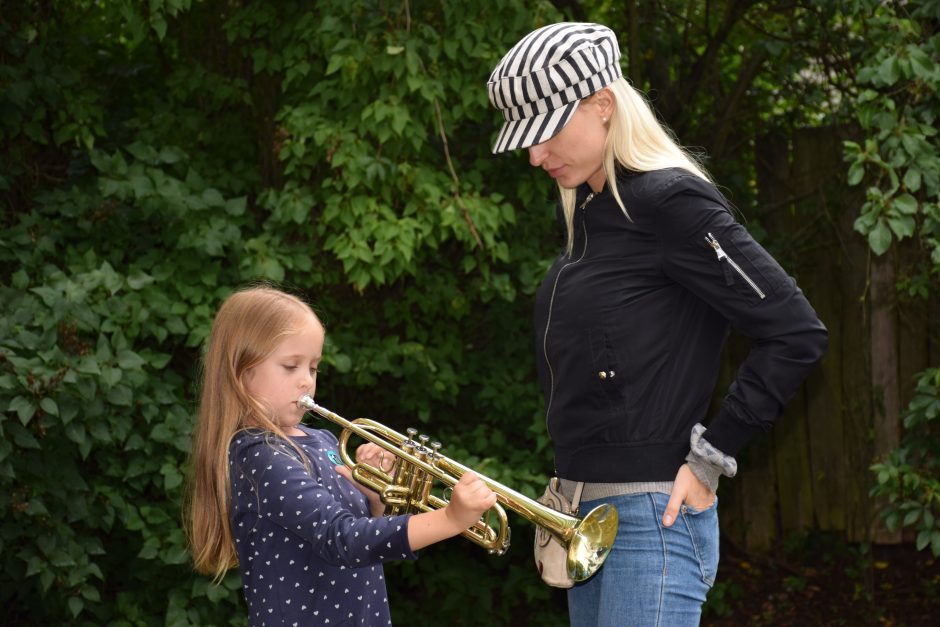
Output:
[602, 117, 608, 123]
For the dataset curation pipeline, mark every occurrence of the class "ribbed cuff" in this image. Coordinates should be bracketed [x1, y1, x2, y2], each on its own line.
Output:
[685, 423, 738, 492]
[684, 454, 723, 492]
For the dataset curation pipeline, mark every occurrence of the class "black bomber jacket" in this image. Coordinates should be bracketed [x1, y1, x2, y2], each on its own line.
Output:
[534, 168, 828, 483]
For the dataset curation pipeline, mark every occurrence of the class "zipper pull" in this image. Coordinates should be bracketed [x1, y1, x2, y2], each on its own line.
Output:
[704, 232, 727, 261]
[579, 192, 595, 211]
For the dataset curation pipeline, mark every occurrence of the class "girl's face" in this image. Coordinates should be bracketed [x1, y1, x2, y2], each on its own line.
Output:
[527, 92, 611, 192]
[244, 315, 324, 436]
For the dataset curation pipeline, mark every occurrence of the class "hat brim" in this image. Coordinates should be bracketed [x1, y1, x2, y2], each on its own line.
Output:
[491, 100, 580, 154]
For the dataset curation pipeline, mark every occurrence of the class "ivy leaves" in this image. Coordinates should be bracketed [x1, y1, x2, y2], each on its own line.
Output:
[844, 6, 940, 258]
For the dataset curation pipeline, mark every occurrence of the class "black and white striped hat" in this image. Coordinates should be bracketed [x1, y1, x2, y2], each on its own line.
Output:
[487, 22, 622, 154]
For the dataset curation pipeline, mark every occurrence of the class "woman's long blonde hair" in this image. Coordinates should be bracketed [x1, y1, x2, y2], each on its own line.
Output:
[184, 286, 322, 582]
[558, 77, 712, 256]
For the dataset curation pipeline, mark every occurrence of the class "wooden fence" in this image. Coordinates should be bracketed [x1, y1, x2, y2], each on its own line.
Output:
[715, 125, 939, 550]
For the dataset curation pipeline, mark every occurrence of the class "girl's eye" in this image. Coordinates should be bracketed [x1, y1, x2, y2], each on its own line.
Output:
[283, 365, 298, 371]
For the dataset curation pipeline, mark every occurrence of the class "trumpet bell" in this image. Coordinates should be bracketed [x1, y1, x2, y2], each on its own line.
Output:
[567, 503, 618, 581]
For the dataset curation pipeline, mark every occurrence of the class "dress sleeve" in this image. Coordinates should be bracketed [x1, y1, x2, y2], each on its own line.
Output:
[653, 175, 829, 456]
[230, 434, 417, 567]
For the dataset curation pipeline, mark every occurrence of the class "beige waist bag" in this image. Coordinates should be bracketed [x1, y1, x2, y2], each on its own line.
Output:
[533, 477, 584, 588]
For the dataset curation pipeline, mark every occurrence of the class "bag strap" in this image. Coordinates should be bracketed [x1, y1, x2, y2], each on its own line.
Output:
[570, 481, 584, 509]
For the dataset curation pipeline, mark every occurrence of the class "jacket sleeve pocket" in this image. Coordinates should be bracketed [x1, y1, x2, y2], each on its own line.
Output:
[701, 225, 789, 306]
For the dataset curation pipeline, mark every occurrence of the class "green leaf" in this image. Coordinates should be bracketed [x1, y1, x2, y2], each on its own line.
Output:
[903, 167, 922, 192]
[868, 220, 893, 255]
[25, 498, 49, 515]
[892, 193, 918, 215]
[107, 385, 133, 406]
[887, 215, 915, 239]
[225, 196, 247, 216]
[903, 508, 921, 526]
[12, 424, 40, 449]
[909, 47, 935, 80]
[201, 188, 225, 207]
[877, 55, 901, 85]
[127, 270, 155, 290]
[329, 353, 351, 373]
[68, 596, 84, 618]
[80, 584, 101, 602]
[848, 161, 865, 186]
[117, 350, 147, 370]
[325, 55, 344, 75]
[8, 396, 36, 425]
[39, 397, 59, 417]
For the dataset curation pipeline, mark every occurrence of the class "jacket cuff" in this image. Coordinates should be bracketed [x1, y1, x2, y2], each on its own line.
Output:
[702, 404, 767, 457]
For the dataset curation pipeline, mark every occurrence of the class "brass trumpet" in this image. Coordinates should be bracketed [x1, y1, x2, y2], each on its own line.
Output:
[298, 395, 617, 582]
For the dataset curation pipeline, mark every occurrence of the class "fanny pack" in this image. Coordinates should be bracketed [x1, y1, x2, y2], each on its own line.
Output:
[533, 477, 583, 588]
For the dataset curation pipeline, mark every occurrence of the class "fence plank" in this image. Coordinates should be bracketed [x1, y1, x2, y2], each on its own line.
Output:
[791, 127, 847, 532]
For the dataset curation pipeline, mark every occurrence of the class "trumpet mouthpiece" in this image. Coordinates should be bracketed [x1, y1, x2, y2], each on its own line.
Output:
[298, 395, 316, 410]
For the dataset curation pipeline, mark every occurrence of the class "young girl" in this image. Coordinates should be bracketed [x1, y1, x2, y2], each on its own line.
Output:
[186, 286, 496, 626]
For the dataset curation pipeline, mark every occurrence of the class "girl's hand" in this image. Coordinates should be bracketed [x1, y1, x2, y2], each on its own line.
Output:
[354, 443, 395, 475]
[444, 471, 498, 531]
[335, 443, 392, 517]
[662, 464, 715, 527]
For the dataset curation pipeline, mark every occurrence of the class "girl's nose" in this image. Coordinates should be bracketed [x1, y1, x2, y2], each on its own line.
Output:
[528, 143, 547, 166]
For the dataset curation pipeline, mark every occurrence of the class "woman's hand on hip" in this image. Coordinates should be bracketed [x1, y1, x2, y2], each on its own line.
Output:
[662, 463, 716, 527]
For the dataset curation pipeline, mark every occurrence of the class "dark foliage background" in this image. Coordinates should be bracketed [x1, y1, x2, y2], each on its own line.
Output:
[2, 1, 938, 625]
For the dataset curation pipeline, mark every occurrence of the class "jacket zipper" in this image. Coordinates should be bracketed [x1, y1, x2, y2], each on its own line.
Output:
[543, 192, 594, 437]
[704, 232, 766, 299]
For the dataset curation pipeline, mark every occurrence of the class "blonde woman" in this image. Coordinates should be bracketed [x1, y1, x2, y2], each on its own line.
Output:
[488, 23, 827, 626]
[186, 286, 495, 625]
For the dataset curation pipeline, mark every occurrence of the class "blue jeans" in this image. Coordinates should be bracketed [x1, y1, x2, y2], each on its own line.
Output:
[568, 492, 719, 627]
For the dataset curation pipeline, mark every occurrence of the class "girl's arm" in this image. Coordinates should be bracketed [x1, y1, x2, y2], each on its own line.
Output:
[405, 471, 497, 551]
[336, 444, 499, 547]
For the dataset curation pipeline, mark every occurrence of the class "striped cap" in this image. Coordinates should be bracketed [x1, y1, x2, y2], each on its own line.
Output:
[487, 22, 622, 154]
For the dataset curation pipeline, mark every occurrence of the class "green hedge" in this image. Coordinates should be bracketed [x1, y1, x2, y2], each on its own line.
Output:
[6, 0, 931, 625]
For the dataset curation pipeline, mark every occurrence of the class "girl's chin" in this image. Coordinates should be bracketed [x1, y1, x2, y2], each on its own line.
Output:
[276, 416, 304, 435]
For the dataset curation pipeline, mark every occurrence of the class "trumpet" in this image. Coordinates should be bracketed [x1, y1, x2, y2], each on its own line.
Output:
[298, 395, 617, 582]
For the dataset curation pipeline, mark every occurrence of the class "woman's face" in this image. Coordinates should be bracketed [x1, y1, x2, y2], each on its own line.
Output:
[244, 315, 324, 436]
[527, 94, 611, 192]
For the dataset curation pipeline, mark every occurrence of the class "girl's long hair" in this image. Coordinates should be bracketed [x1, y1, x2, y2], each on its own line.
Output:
[558, 77, 712, 256]
[184, 286, 321, 582]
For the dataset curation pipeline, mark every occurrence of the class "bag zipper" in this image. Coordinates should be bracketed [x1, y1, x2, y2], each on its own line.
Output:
[543, 192, 594, 435]
[704, 232, 766, 300]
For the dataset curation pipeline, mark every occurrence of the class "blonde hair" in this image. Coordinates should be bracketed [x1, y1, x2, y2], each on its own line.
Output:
[185, 286, 322, 582]
[558, 77, 711, 256]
